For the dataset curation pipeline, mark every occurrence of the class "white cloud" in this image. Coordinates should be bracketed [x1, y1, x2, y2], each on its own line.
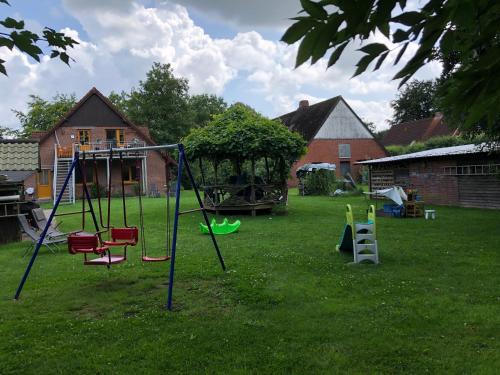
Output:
[173, 0, 300, 30]
[0, 0, 441, 133]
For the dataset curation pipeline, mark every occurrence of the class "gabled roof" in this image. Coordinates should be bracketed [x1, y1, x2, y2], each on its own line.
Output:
[277, 96, 342, 142]
[0, 139, 39, 171]
[358, 143, 496, 165]
[381, 114, 457, 146]
[39, 87, 157, 146]
[38, 87, 175, 165]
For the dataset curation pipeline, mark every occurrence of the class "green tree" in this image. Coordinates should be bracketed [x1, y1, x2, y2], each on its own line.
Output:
[183, 103, 307, 183]
[189, 94, 227, 127]
[281, 0, 500, 139]
[13, 93, 76, 136]
[0, 125, 20, 139]
[389, 79, 438, 126]
[0, 1, 78, 76]
[109, 63, 193, 144]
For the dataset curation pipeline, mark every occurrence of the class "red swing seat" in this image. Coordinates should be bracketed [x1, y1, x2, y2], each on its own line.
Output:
[68, 233, 108, 255]
[142, 255, 171, 262]
[68, 233, 126, 266]
[102, 227, 138, 247]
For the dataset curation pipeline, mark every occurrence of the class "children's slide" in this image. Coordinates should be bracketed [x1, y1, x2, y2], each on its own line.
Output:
[336, 224, 353, 252]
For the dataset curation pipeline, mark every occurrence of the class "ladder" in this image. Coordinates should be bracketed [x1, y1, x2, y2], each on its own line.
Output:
[353, 223, 379, 264]
[53, 151, 74, 204]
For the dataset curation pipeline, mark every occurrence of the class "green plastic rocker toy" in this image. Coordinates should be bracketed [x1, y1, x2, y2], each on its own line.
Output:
[199, 218, 241, 235]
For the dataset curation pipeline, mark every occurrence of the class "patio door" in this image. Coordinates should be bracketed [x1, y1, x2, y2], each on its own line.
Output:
[37, 169, 52, 199]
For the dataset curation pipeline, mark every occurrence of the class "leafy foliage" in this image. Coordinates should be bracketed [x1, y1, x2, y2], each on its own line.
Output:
[13, 93, 76, 137]
[109, 63, 227, 144]
[0, 125, 19, 139]
[390, 79, 438, 126]
[385, 135, 479, 155]
[0, 2, 78, 75]
[189, 94, 227, 128]
[183, 103, 307, 181]
[302, 169, 338, 195]
[109, 63, 192, 144]
[282, 0, 500, 138]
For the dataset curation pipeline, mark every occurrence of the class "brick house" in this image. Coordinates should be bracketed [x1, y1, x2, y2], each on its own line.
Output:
[28, 87, 172, 203]
[381, 113, 459, 146]
[358, 144, 500, 208]
[277, 96, 387, 185]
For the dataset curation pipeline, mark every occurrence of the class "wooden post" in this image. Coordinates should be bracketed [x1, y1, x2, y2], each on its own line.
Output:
[199, 158, 206, 186]
[264, 157, 270, 183]
[213, 160, 219, 205]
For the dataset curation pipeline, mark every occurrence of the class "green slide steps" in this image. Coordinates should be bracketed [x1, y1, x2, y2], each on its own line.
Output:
[199, 218, 241, 235]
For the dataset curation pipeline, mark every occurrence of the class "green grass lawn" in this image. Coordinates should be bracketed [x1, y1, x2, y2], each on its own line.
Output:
[1, 191, 499, 374]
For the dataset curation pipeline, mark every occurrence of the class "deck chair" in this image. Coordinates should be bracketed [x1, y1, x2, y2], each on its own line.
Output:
[17, 214, 66, 256]
[31, 208, 69, 239]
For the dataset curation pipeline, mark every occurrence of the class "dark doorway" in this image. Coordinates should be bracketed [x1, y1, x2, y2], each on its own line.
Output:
[340, 161, 351, 176]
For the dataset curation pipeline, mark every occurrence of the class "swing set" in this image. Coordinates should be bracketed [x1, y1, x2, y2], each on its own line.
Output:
[14, 144, 226, 310]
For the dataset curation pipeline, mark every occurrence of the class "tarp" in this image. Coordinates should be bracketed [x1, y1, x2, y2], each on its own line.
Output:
[365, 186, 407, 206]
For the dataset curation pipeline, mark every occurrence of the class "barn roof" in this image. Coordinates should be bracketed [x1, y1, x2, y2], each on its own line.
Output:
[358, 143, 496, 165]
[277, 96, 342, 142]
[0, 140, 39, 171]
[381, 114, 458, 146]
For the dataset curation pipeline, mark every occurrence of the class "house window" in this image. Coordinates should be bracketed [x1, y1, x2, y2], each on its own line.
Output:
[75, 167, 94, 184]
[122, 165, 139, 183]
[78, 130, 90, 145]
[106, 129, 125, 147]
[339, 144, 351, 158]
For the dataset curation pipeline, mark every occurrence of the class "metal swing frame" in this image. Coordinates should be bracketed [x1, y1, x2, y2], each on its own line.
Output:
[14, 143, 226, 311]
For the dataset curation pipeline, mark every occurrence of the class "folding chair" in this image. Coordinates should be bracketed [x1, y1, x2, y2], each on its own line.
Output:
[31, 208, 69, 239]
[17, 214, 66, 256]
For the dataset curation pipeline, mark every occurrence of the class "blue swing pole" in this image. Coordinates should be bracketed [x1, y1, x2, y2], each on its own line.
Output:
[14, 154, 79, 300]
[180, 144, 226, 271]
[166, 147, 184, 311]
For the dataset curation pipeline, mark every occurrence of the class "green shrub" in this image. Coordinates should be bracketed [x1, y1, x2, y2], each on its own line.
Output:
[302, 170, 338, 195]
[386, 145, 406, 155]
[405, 141, 426, 153]
[90, 183, 106, 199]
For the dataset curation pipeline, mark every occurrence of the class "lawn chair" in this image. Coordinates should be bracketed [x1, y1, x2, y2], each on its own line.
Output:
[31, 208, 69, 239]
[17, 214, 66, 256]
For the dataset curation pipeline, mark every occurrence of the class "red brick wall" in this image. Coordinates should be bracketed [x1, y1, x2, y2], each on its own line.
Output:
[37, 125, 166, 197]
[289, 138, 387, 186]
[408, 159, 459, 206]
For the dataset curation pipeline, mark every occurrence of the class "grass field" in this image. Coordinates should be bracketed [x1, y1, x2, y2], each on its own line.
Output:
[0, 191, 499, 374]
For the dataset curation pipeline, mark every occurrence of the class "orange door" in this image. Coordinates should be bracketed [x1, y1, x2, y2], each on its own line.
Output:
[37, 170, 52, 199]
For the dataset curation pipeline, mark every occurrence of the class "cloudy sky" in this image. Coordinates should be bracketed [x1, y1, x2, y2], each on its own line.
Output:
[0, 0, 441, 131]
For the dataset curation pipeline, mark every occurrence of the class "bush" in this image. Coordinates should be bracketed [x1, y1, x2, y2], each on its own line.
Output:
[90, 183, 107, 199]
[405, 141, 426, 153]
[385, 135, 478, 156]
[386, 145, 406, 155]
[302, 170, 338, 195]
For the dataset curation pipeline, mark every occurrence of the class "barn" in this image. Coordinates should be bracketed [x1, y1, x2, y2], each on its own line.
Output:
[277, 96, 387, 185]
[359, 144, 500, 209]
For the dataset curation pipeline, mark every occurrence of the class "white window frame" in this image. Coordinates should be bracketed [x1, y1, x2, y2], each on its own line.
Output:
[339, 143, 351, 158]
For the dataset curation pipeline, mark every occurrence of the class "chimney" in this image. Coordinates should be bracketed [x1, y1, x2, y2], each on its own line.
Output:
[298, 100, 309, 109]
